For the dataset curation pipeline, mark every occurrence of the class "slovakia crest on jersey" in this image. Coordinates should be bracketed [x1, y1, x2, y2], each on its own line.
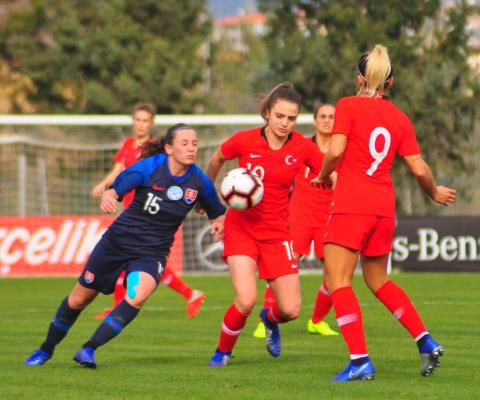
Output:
[84, 271, 95, 284]
[184, 188, 198, 204]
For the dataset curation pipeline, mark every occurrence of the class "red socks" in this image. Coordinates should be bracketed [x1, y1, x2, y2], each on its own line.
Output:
[330, 281, 427, 359]
[262, 286, 289, 323]
[113, 271, 126, 307]
[331, 287, 368, 357]
[311, 281, 332, 323]
[263, 286, 276, 308]
[375, 280, 427, 339]
[161, 266, 193, 300]
[218, 304, 250, 353]
[266, 302, 289, 324]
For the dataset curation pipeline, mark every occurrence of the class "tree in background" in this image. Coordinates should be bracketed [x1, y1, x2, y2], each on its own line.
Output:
[0, 0, 211, 113]
[259, 0, 480, 214]
[0, 59, 36, 113]
[209, 15, 272, 113]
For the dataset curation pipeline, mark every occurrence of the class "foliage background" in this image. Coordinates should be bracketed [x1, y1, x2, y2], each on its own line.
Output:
[0, 0, 479, 214]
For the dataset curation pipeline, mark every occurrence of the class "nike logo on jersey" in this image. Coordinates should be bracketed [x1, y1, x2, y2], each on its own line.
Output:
[349, 363, 370, 379]
[152, 185, 166, 191]
[292, 263, 298, 269]
[249, 153, 262, 158]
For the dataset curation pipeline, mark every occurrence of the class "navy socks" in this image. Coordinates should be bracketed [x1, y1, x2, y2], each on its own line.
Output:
[84, 300, 139, 349]
[41, 297, 82, 355]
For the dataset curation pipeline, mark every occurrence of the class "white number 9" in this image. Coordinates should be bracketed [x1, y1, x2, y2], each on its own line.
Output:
[367, 127, 391, 176]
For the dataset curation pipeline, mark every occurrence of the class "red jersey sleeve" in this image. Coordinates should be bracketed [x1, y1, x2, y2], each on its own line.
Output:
[332, 98, 353, 137]
[220, 131, 247, 160]
[304, 140, 323, 175]
[114, 138, 130, 163]
[398, 117, 421, 157]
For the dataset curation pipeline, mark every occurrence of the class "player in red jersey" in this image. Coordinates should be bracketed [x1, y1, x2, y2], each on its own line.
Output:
[314, 45, 456, 381]
[253, 104, 339, 339]
[206, 82, 324, 366]
[91, 103, 205, 320]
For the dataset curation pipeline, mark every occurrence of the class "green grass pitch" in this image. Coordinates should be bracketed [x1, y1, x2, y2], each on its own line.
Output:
[1, 273, 479, 399]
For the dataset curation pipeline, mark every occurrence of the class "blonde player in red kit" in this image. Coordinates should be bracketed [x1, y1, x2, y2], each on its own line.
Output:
[91, 103, 205, 319]
[253, 104, 339, 339]
[207, 83, 324, 366]
[314, 45, 456, 381]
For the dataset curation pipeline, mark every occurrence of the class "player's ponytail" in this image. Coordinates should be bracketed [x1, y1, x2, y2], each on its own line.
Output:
[358, 44, 393, 97]
[140, 123, 194, 159]
[259, 82, 302, 122]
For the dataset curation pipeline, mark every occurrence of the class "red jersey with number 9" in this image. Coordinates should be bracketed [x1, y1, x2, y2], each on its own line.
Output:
[332, 96, 420, 217]
[221, 127, 323, 240]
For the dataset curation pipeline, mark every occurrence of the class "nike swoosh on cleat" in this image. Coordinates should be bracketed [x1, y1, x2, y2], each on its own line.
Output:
[349, 363, 370, 379]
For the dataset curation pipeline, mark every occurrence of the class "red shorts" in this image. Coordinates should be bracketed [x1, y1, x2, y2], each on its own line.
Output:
[324, 214, 394, 256]
[290, 223, 327, 259]
[223, 218, 299, 280]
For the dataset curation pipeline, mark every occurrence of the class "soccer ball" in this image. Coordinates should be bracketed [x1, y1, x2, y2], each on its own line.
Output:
[220, 168, 264, 210]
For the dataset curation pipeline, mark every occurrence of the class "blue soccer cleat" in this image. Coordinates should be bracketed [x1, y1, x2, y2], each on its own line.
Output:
[208, 349, 231, 367]
[331, 359, 376, 382]
[24, 349, 52, 366]
[418, 335, 444, 377]
[259, 308, 281, 357]
[73, 347, 97, 369]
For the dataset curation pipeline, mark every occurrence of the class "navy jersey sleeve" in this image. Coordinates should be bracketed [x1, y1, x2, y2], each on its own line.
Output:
[196, 167, 226, 220]
[112, 155, 164, 200]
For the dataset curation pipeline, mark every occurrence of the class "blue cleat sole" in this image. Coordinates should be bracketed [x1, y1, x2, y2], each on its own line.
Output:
[420, 346, 444, 377]
[419, 335, 444, 377]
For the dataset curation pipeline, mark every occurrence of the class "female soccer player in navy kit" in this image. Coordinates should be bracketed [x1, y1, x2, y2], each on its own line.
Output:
[207, 82, 324, 366]
[91, 103, 206, 320]
[314, 45, 456, 381]
[25, 124, 226, 368]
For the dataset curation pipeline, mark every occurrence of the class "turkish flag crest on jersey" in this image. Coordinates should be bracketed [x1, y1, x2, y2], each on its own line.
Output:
[184, 188, 198, 204]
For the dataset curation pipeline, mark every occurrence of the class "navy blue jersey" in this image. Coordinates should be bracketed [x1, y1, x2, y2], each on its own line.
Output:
[107, 153, 225, 257]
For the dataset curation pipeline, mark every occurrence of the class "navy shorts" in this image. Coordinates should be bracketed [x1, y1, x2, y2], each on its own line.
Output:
[78, 234, 166, 295]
